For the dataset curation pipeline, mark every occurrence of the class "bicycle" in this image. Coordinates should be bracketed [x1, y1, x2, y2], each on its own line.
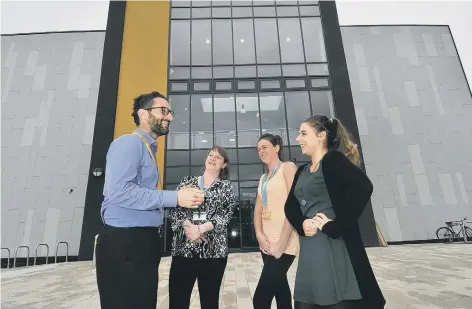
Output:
[436, 217, 472, 243]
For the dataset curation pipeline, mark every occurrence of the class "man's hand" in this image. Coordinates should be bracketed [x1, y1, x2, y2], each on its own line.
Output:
[177, 187, 204, 208]
[256, 232, 270, 254]
[303, 219, 318, 237]
[269, 242, 284, 259]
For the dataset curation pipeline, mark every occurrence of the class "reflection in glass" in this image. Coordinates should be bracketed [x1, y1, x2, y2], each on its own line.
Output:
[261, 80, 281, 90]
[286, 79, 306, 89]
[171, 8, 191, 19]
[233, 7, 253, 18]
[285, 91, 311, 145]
[259, 92, 288, 144]
[192, 20, 212, 65]
[192, 7, 211, 18]
[194, 82, 211, 91]
[238, 81, 256, 90]
[168, 95, 190, 149]
[254, 0, 275, 5]
[310, 90, 334, 117]
[165, 166, 190, 184]
[191, 166, 205, 177]
[307, 63, 329, 76]
[311, 78, 329, 88]
[258, 65, 282, 78]
[235, 66, 257, 78]
[213, 20, 233, 65]
[301, 18, 327, 62]
[300, 5, 320, 16]
[236, 93, 261, 147]
[283, 146, 290, 162]
[227, 202, 241, 248]
[239, 164, 264, 180]
[170, 20, 190, 65]
[240, 185, 258, 248]
[166, 151, 190, 167]
[192, 67, 212, 79]
[214, 66, 234, 79]
[233, 19, 256, 65]
[212, 0, 231, 6]
[171, 0, 191, 7]
[214, 94, 237, 148]
[278, 18, 305, 63]
[171, 82, 188, 92]
[232, 0, 252, 6]
[212, 7, 231, 18]
[193, 0, 211, 6]
[276, 0, 295, 5]
[283, 64, 306, 77]
[191, 94, 213, 149]
[255, 19, 281, 64]
[276, 6, 299, 17]
[169, 67, 190, 80]
[191, 150, 211, 165]
[290, 146, 310, 164]
[254, 6, 276, 17]
[230, 165, 239, 181]
[215, 81, 233, 91]
[238, 147, 261, 164]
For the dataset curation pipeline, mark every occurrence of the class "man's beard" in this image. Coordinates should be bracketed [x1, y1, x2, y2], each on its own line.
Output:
[149, 116, 170, 137]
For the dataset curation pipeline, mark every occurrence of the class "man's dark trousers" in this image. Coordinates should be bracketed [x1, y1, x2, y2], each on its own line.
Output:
[96, 225, 162, 309]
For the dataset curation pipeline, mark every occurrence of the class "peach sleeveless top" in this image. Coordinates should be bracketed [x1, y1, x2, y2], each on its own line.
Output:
[257, 163, 299, 256]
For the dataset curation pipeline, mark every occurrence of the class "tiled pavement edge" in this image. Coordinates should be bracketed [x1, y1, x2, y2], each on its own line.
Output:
[2, 244, 472, 309]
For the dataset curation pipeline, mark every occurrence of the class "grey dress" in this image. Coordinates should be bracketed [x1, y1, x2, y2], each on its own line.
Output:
[293, 163, 362, 305]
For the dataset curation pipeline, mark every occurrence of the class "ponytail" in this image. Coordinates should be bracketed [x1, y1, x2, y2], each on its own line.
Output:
[332, 119, 360, 166]
[303, 115, 361, 166]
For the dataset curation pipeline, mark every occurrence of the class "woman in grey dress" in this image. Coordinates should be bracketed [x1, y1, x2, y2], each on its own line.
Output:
[284, 115, 385, 309]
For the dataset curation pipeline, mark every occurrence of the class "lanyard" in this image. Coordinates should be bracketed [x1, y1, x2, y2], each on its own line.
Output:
[133, 131, 159, 188]
[261, 161, 281, 207]
[197, 175, 219, 215]
[199, 175, 219, 192]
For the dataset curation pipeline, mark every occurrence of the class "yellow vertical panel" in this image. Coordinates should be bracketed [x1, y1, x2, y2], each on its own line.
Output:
[114, 0, 170, 189]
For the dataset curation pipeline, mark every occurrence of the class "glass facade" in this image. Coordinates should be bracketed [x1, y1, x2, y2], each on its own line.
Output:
[164, 0, 334, 252]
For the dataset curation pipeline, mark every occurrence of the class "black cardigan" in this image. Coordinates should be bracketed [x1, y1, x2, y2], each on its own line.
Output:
[284, 150, 386, 308]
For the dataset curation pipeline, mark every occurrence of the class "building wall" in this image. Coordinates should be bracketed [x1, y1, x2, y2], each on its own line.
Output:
[342, 25, 472, 241]
[1, 31, 105, 257]
[336, 1, 472, 99]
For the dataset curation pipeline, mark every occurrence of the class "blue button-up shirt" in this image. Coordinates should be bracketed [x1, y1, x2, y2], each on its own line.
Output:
[101, 128, 178, 227]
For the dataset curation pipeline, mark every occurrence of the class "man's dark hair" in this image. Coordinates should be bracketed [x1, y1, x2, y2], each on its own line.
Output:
[132, 91, 168, 126]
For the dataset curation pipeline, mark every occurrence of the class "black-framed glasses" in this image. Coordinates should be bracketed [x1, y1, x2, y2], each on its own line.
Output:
[145, 106, 175, 116]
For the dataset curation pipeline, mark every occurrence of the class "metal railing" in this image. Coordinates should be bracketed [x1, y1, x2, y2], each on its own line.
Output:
[1, 248, 11, 269]
[34, 244, 50, 266]
[13, 246, 30, 268]
[55, 242, 69, 263]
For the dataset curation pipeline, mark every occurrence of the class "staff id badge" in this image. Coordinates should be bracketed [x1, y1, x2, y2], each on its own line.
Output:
[193, 211, 207, 221]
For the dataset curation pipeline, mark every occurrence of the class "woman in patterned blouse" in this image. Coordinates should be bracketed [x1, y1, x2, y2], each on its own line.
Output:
[169, 146, 236, 309]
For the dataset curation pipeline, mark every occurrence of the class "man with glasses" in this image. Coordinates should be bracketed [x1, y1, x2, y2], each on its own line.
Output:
[96, 91, 204, 309]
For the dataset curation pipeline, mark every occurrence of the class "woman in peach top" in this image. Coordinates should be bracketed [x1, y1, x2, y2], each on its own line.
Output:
[253, 133, 299, 309]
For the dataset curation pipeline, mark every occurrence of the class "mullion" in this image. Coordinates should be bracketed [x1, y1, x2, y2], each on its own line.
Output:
[274, 2, 292, 151]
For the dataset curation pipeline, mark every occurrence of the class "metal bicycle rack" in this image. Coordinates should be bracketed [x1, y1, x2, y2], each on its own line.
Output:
[34, 244, 50, 266]
[1, 248, 11, 269]
[55, 242, 69, 263]
[13, 246, 30, 268]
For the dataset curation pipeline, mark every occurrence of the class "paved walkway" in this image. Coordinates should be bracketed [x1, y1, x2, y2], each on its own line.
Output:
[2, 244, 472, 309]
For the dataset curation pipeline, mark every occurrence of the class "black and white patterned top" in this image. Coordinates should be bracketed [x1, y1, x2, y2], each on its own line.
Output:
[170, 176, 236, 259]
